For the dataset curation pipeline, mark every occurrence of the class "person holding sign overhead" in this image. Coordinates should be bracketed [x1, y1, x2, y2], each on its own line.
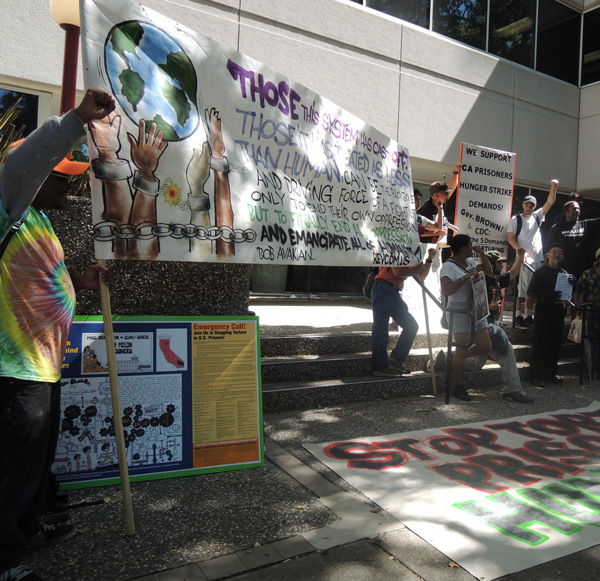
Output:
[507, 179, 559, 326]
[0, 89, 115, 581]
[417, 162, 461, 245]
[527, 242, 577, 387]
[440, 234, 494, 401]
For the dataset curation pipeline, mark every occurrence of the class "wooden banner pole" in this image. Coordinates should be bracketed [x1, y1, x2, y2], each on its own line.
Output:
[98, 259, 136, 536]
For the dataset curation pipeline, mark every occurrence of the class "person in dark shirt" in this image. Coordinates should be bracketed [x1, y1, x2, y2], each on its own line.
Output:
[527, 242, 576, 387]
[417, 162, 460, 244]
[547, 200, 600, 281]
[484, 249, 524, 323]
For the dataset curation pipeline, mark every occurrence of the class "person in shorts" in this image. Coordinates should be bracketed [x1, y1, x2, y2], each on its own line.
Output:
[440, 234, 494, 401]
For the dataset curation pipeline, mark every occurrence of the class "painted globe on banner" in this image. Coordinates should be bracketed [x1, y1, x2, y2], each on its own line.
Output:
[105, 21, 199, 142]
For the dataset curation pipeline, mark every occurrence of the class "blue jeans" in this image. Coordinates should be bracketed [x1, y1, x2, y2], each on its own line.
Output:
[371, 280, 418, 371]
[0, 378, 60, 571]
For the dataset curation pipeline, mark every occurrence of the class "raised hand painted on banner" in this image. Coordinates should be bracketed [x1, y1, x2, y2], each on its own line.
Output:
[206, 108, 235, 258]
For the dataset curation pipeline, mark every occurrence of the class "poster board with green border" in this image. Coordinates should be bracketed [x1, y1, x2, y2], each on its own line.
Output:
[54, 315, 263, 489]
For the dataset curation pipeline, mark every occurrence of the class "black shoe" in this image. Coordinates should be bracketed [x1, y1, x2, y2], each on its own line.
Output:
[503, 390, 535, 403]
[26, 523, 76, 550]
[0, 562, 42, 581]
[453, 386, 472, 401]
[389, 359, 411, 374]
[546, 376, 564, 385]
[515, 315, 525, 327]
[524, 315, 534, 327]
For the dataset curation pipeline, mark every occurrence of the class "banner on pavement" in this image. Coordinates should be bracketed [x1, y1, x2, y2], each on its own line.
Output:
[306, 403, 600, 580]
[80, 0, 419, 266]
[455, 143, 516, 256]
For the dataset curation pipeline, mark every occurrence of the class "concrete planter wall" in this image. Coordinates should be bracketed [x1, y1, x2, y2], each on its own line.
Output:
[48, 197, 251, 317]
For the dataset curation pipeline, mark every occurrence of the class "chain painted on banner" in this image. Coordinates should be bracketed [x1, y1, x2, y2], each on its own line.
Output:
[228, 163, 249, 175]
[93, 221, 256, 243]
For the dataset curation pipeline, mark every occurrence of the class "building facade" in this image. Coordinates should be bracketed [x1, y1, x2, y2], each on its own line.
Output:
[3, 0, 600, 294]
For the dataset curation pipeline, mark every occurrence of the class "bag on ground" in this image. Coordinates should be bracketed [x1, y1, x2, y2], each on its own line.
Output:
[568, 315, 583, 343]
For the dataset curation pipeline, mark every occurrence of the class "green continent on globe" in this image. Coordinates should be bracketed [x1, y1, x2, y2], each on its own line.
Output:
[159, 51, 197, 109]
[110, 22, 144, 63]
[145, 115, 179, 142]
[162, 80, 191, 127]
[119, 69, 145, 112]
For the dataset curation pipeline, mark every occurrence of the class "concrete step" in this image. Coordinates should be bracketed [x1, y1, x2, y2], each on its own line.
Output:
[261, 358, 583, 412]
[260, 342, 581, 384]
[260, 326, 546, 357]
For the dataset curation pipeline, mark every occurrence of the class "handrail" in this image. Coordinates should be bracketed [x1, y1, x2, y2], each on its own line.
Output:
[566, 301, 600, 384]
[412, 276, 475, 403]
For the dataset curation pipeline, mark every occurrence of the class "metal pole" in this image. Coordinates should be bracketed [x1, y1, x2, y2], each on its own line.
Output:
[59, 24, 80, 114]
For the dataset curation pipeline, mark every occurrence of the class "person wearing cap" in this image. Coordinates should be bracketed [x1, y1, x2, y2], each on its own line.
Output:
[463, 248, 534, 403]
[527, 242, 576, 387]
[575, 247, 600, 379]
[547, 199, 600, 282]
[507, 180, 559, 327]
[0, 89, 115, 581]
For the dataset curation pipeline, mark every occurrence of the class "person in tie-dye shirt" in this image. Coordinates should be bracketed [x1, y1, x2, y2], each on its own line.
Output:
[0, 89, 115, 581]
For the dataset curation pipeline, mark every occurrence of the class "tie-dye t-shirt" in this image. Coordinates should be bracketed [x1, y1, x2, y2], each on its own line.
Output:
[0, 207, 75, 382]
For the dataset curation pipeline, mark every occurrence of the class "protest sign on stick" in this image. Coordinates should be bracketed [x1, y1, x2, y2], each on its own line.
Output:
[79, 0, 425, 534]
[455, 143, 516, 256]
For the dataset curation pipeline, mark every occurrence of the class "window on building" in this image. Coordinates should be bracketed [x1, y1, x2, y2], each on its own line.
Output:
[489, 0, 535, 68]
[537, 1, 579, 85]
[365, 0, 430, 28]
[0, 88, 39, 137]
[432, 0, 487, 51]
[582, 8, 600, 86]
[350, 0, 585, 87]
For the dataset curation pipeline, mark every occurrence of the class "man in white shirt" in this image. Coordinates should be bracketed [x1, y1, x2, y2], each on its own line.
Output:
[507, 180, 558, 326]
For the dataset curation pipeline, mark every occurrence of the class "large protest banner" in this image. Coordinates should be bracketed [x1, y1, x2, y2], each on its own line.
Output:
[80, 0, 419, 267]
[455, 143, 516, 256]
[306, 403, 600, 580]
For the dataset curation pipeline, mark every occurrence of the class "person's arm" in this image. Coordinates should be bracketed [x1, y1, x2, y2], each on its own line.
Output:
[418, 248, 438, 281]
[0, 89, 115, 222]
[430, 200, 444, 231]
[419, 203, 447, 237]
[507, 215, 522, 252]
[441, 270, 479, 297]
[391, 262, 426, 278]
[446, 162, 461, 199]
[71, 263, 114, 292]
[508, 247, 526, 280]
[541, 179, 559, 215]
[474, 246, 494, 277]
[507, 231, 521, 252]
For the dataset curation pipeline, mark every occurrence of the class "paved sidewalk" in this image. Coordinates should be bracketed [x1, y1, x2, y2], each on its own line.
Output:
[21, 304, 599, 580]
[24, 375, 600, 581]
